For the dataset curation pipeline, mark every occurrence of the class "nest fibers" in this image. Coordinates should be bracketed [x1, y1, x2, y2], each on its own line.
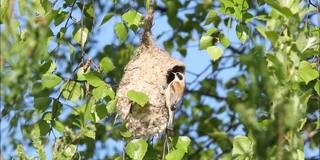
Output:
[116, 3, 185, 138]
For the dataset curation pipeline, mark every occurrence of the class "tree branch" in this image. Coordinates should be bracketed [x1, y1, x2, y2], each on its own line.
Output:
[142, 0, 155, 47]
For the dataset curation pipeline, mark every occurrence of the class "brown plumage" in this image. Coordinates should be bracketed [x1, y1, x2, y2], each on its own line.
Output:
[165, 72, 185, 130]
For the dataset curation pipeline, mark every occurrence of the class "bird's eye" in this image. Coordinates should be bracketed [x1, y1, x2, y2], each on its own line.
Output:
[176, 73, 183, 80]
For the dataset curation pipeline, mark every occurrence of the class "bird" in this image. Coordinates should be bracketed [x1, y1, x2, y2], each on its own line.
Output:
[165, 72, 185, 132]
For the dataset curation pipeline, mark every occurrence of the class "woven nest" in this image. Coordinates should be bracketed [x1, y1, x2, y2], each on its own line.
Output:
[116, 41, 185, 138]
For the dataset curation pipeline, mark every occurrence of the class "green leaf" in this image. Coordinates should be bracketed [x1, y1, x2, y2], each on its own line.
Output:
[60, 81, 83, 103]
[315, 80, 320, 96]
[53, 120, 64, 132]
[125, 139, 148, 160]
[199, 36, 214, 50]
[84, 70, 106, 87]
[206, 27, 217, 36]
[38, 120, 50, 136]
[40, 60, 56, 74]
[175, 136, 191, 153]
[16, 144, 29, 160]
[84, 129, 95, 139]
[34, 97, 51, 113]
[94, 104, 108, 122]
[115, 22, 128, 42]
[298, 61, 319, 84]
[256, 26, 266, 38]
[99, 13, 114, 27]
[73, 27, 89, 47]
[166, 149, 185, 160]
[234, 0, 249, 9]
[236, 24, 248, 44]
[205, 10, 217, 25]
[76, 67, 86, 81]
[42, 74, 61, 89]
[297, 149, 304, 160]
[296, 33, 307, 52]
[232, 136, 253, 158]
[31, 0, 45, 16]
[120, 130, 132, 138]
[107, 98, 117, 114]
[298, 118, 307, 132]
[219, 35, 230, 48]
[63, 144, 77, 158]
[122, 10, 142, 28]
[83, 97, 95, 123]
[265, 31, 279, 43]
[264, 0, 293, 17]
[42, 112, 52, 123]
[53, 10, 68, 26]
[31, 124, 46, 160]
[207, 46, 223, 61]
[100, 57, 115, 74]
[127, 90, 149, 107]
[92, 85, 114, 100]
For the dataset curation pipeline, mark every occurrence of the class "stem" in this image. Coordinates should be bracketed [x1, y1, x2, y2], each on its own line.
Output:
[276, 105, 285, 160]
[142, 0, 155, 47]
[80, 0, 85, 62]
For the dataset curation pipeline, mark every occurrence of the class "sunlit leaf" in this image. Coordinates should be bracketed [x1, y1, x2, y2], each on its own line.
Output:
[107, 98, 117, 114]
[115, 22, 128, 42]
[166, 149, 185, 160]
[205, 10, 217, 25]
[122, 10, 142, 28]
[92, 85, 114, 99]
[199, 36, 213, 50]
[236, 24, 248, 44]
[232, 136, 253, 158]
[84, 71, 106, 87]
[298, 61, 319, 84]
[206, 27, 217, 36]
[127, 90, 149, 107]
[207, 46, 223, 61]
[125, 139, 148, 160]
[73, 27, 89, 47]
[53, 120, 64, 132]
[42, 74, 61, 89]
[265, 0, 293, 17]
[176, 136, 191, 153]
[60, 81, 83, 103]
[100, 57, 115, 74]
[219, 35, 230, 48]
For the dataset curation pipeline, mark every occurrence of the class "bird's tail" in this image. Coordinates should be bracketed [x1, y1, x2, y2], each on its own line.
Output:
[167, 110, 175, 130]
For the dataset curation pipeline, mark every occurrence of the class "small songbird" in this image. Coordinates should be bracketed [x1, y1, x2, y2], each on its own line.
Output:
[165, 72, 185, 131]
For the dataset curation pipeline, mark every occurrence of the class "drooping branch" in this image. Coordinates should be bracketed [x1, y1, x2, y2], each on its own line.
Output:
[142, 0, 155, 47]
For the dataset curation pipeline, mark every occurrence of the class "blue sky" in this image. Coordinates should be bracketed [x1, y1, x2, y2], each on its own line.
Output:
[1, 0, 319, 159]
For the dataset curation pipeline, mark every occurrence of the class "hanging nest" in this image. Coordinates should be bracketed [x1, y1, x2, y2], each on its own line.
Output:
[116, 2, 185, 138]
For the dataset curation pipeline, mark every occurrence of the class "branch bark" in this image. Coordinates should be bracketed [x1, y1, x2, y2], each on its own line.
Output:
[142, 0, 155, 47]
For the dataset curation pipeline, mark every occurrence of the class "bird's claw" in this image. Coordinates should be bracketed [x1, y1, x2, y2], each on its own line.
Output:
[166, 127, 174, 136]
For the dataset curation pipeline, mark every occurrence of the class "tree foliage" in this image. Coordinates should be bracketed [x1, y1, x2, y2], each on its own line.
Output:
[1, 0, 319, 159]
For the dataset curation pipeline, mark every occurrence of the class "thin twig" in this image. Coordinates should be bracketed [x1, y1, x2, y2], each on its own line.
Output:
[91, 0, 95, 27]
[80, 0, 85, 63]
[162, 134, 168, 160]
[64, 0, 77, 29]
